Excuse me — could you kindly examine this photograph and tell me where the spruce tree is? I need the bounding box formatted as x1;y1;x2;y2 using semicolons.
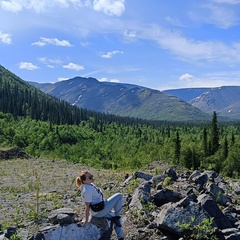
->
174;130;181;164
203;127;208;156
210;111;219;155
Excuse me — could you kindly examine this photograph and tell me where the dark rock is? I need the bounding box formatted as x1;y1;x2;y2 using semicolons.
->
190;173;208;191
156;200;211;237
206;183;230;206
0;147;28;160
4;226;17;239
57;213;74;225
48;208;75;225
90;217;112;240
134;171;152;181
153;188;184;207
203;170;218;181
129;181;151;209
198;194;233;229
165;168;178;181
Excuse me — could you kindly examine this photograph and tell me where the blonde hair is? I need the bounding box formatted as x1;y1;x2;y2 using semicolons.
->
76;170;89;188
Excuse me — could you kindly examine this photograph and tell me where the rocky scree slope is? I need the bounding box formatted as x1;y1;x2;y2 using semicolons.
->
0;159;240;240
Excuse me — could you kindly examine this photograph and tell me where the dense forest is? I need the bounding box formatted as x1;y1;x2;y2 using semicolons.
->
0;65;240;177
0;111;240;177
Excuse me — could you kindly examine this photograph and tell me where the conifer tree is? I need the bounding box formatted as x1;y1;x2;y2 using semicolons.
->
203;127;208;156
210;111;219;155
223;136;228;159
174;130;181;164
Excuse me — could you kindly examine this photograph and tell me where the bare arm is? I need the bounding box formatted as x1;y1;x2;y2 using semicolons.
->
82;202;91;225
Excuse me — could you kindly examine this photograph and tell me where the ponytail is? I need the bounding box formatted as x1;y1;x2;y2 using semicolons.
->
76;177;82;188
76;170;88;188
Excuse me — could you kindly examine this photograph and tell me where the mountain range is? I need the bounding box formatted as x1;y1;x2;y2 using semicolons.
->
29;76;240;121
2;62;239;122
29;77;211;122
164;86;240;120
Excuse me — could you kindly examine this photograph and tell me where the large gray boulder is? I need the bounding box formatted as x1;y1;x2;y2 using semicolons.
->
198;194;232;229
134;171;152;181
152;188;184;207
156;197;211;237
30;223;100;240
129;181;151;210
190;172;208;191
165;168;178;181
206;183;230;206
30;208;110;240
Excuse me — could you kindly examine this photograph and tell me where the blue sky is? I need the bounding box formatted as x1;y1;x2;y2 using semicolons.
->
1;0;240;90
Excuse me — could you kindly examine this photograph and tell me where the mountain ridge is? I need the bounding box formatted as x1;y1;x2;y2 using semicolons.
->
29;77;211;122
162;86;240;120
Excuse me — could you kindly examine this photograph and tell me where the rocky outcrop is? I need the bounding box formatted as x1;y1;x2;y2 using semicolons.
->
30;223;100;240
28;208;112;240
127;167;240;239
0;147;28;160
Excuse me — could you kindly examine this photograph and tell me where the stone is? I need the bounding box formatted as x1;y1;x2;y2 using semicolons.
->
153;188;184;207
198;194;232;229
30;223;100;240
129;181;151;210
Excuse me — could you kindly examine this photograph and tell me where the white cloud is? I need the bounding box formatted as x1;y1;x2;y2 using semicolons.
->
101;50;123;58
201;3;239;29
32;37;72;47
137;24;240;64
0;0;22;12
0;0;83;13
47;65;55;68
123;30;136;39
179;73;196;82
39;57;63;67
19;62;39;70
0;0;125;16
63;62;84;71
174;71;240;89
93;0;125;16
0;30;12;44
165;16;186;27
123;30;138;43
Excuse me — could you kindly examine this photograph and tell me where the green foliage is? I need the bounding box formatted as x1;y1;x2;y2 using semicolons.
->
177;217;218;240
10;234;23;240
174;130;181;164
1;111;240;176
210;111;220;155
129;200;155;227
163;177;172;187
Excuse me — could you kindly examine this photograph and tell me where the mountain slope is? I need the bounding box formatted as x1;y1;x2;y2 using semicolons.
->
0;65;91;125
30;77;211;122
190;86;240;119
163;88;211;102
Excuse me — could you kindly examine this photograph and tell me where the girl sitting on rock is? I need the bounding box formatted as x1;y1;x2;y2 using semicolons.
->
76;170;124;240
